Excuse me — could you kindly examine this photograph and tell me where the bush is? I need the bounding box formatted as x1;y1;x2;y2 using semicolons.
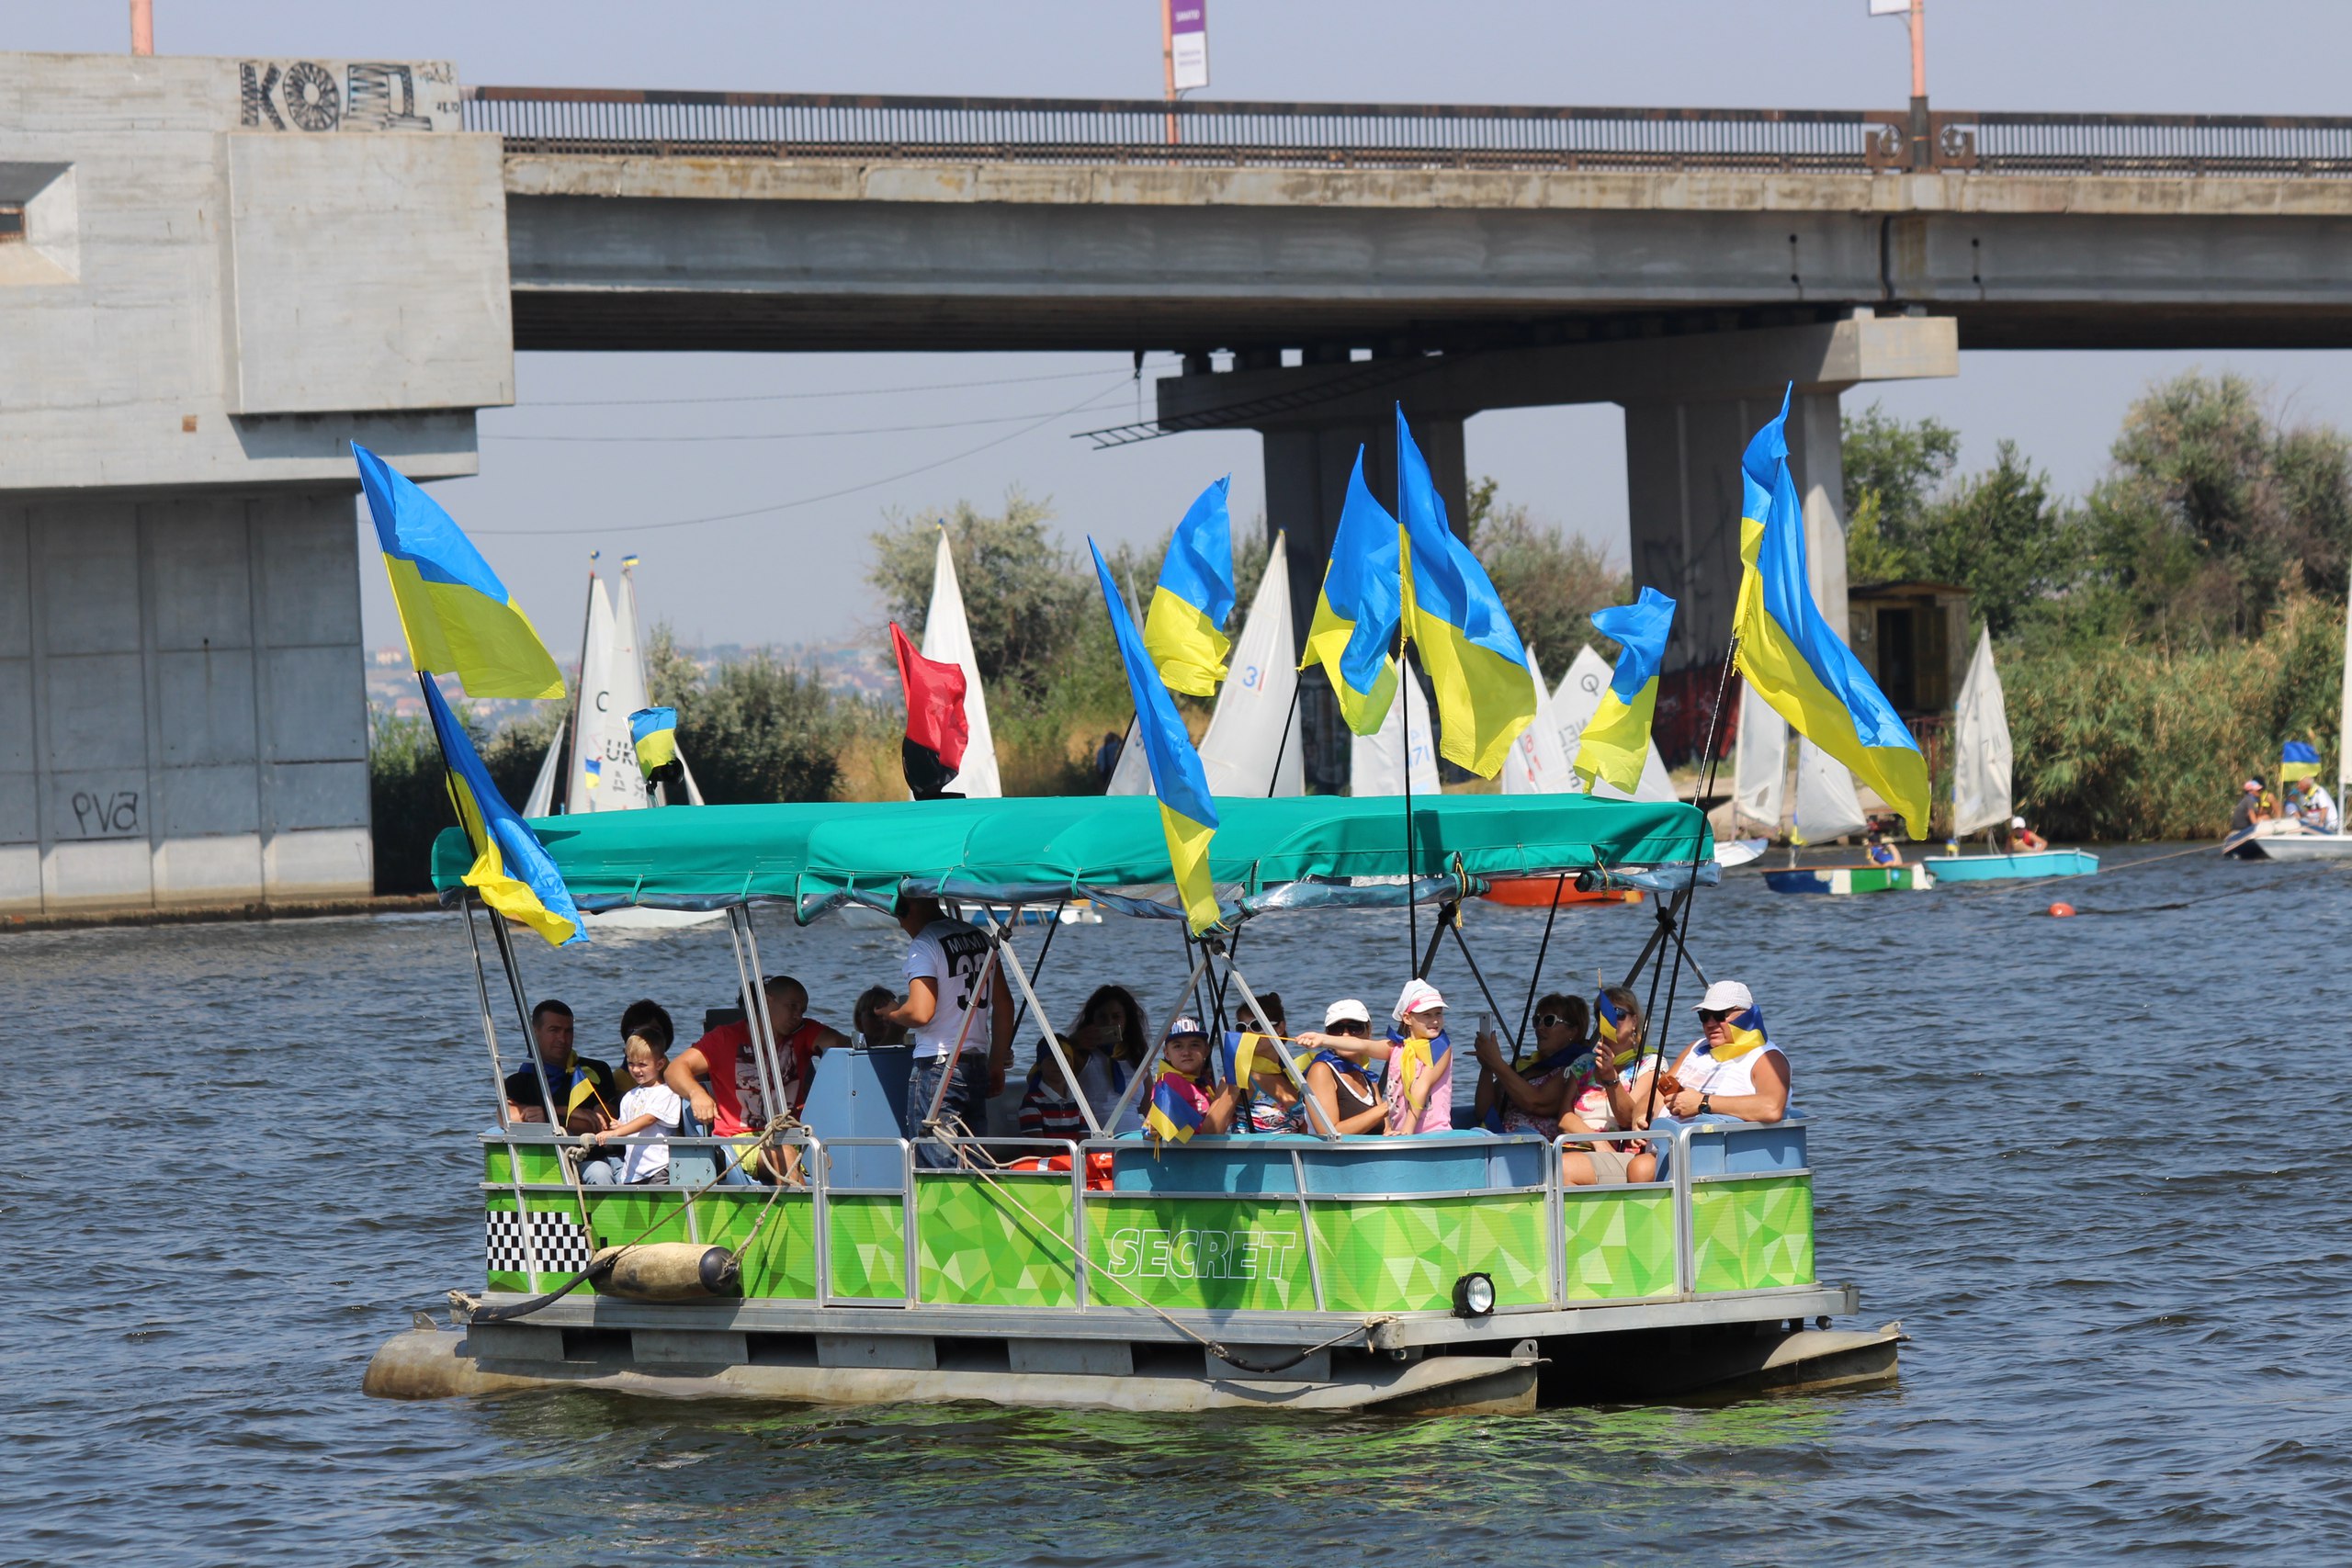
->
2007;586;2342;840
368;704;467;895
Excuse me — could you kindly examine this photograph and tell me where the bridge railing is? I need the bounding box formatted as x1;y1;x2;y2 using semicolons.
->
466;87;2352;177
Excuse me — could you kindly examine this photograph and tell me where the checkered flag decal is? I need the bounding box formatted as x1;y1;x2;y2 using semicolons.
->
487;1209;596;1280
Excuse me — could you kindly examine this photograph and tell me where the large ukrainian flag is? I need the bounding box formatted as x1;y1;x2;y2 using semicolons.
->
1735;390;1931;837
1396;407;1535;776
1299;449;1404;735
1142;476;1237;697
355;444;563;699
1575;587;1678;795
1090;539;1226;934
420;677;585;947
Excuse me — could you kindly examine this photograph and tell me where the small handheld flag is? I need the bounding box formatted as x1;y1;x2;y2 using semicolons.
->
1143;1066;1211;1145
1091;539;1226;933
1142;477;1237;697
1396;406;1535;776
2281;740;2322;784
1299;449;1404;736
1733;389;1931;837
890;622;969;800
419;677;584;947
1594;989;1637;1072
1575;588;1678;795
628;706;684;790
355;444;563;700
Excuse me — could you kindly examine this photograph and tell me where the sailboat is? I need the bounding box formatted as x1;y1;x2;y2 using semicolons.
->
1550;646;1678;805
1108;539;1304;799
2224;578;2352;859
1928;627;2098;881
1762;739;1935;895
1351;668;1440;797
1486;647;1642;907
526;555;722;930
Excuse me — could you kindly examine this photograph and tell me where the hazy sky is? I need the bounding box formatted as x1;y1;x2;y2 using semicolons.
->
19;2;2352;651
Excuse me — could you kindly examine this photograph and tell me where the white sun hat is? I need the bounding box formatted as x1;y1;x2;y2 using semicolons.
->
1692;979;1755;1014
1392;978;1446;1020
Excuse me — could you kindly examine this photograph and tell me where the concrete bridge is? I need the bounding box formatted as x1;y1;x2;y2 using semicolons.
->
6;53;2352;909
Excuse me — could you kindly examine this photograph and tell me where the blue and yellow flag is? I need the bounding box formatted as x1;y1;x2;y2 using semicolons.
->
1575;587;1679;795
1299;449;1405;735
1396;407;1535;777
1090;539;1225;933
2281;740;2323;783
1143;1066;1211;1145
354;444;563;699
420;677;585;948
1594;990;1636;1073
1143;477;1236;697
1733;390;1931;837
629;705;682;782
1711;1003;1771;1063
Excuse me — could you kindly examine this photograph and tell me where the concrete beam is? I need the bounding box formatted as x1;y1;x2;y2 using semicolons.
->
1152;315;1958;430
503;153;2352;353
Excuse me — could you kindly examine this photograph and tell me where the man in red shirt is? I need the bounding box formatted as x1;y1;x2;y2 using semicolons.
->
666;976;847;1182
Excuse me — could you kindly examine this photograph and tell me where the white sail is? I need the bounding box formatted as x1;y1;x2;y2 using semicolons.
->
615;562;704;807
1351;671;1440;797
1951;626;2014;837
1501;648;1573;795
567;578;650;813
522;717;565;819
1105;718;1150;795
1792;738;1868;844
1198;542;1303;798
1732;681;1789;834
1556;644;1676;804
1626;741;1678;805
2339;573;2352;806
921;529;1001;799
1551;645;1611;767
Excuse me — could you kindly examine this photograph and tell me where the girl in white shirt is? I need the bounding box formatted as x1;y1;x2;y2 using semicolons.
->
582;1035;684;1185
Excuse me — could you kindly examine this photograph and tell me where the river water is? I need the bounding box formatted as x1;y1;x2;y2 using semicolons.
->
7;846;2348;1565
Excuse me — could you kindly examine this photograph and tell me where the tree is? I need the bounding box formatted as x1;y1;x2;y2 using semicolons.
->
869;491;1091;694
1840;412;2076;638
1842;402;1962;579
1465;479;1629;665
635;625;850;804
2083;372;2352;643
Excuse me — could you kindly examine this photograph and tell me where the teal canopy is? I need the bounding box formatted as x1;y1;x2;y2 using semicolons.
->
431;793;1712;923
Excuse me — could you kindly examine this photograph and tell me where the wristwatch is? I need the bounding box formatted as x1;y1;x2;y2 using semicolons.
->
1699;1094;1713;1117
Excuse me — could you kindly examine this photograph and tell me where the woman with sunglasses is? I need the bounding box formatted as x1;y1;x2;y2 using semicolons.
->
1296;998;1390;1136
1648;979;1790;1126
1472;994;1590;1138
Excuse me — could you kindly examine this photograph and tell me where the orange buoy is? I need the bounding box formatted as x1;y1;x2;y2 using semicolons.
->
2049;901;2076;918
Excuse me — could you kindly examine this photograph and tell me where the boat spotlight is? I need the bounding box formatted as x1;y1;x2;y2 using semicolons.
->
1452;1271;1496;1317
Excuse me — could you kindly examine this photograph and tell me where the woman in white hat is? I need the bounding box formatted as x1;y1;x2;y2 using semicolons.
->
1641;979;1790;1126
1292;982;1469;1135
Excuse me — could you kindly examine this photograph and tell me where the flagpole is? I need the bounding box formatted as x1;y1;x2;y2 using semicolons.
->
1265;679;1302;798
1400;637;1419;977
1643;636;1739;1131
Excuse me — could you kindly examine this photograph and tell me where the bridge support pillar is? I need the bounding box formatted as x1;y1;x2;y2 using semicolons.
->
1623;387;1850;695
1261;412;1467;794
1;52;511;914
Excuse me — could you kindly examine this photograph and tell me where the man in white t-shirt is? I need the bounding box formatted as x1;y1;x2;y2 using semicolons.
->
879;895;1012;1165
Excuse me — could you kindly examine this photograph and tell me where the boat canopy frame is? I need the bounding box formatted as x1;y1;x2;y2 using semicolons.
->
429;792;1715;926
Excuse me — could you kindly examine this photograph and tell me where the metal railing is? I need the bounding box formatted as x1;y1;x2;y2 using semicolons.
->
466;86;2352;178
487;1119;1812;1314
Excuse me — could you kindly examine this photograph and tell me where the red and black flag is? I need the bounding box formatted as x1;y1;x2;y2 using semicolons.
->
891;622;969;800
